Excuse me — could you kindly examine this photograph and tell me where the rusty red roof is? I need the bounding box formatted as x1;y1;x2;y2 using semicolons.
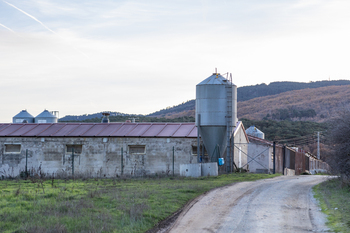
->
0;123;197;138
0;122;244;138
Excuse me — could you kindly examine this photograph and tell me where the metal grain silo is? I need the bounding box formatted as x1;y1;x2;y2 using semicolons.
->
195;72;237;167
13;110;35;123
35;110;58;123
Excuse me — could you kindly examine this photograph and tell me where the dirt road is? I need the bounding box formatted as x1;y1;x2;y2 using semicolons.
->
168;175;330;233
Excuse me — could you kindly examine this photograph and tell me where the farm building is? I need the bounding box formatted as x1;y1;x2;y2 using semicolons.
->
246;133;330;175
0;121;249;178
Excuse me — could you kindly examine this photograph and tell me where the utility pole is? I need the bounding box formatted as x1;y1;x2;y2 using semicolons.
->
317;132;320;159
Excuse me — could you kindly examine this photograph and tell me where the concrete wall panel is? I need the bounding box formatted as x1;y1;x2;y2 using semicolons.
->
0;137;198;177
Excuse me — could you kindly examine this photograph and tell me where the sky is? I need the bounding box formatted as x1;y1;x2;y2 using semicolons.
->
1;0;350;122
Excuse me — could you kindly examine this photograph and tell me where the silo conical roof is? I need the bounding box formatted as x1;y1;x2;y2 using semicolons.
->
14;110;34;118
35;110;56;118
197;74;236;86
35;110;58;123
13;110;35;123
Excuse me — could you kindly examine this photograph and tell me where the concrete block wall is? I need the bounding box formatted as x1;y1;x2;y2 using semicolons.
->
0;137;198;177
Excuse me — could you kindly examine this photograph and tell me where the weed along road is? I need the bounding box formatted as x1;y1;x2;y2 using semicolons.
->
167;176;330;233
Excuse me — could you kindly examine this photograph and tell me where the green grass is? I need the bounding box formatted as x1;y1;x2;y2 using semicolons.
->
313;178;350;232
0;173;280;233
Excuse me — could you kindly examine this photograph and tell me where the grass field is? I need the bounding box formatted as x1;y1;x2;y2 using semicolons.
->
313;177;350;232
0;173;280;233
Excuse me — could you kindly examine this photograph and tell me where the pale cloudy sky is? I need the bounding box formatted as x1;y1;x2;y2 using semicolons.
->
1;0;349;122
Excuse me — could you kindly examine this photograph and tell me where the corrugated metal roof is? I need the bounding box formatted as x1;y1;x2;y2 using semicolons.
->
0;124;24;136
157;124;181;137
8;124;37;136
81;124;109;137
141;124;166;137
110;124;137;136
23;124;51;136
126;124;152;137
96;123;122;136
0;122;244;138
66;124;95;137
37;124;65;136
0;123;196;138
0;124;10;131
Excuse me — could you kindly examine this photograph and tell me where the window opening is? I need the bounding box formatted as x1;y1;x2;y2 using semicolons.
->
129;145;146;154
66;145;82;154
5;144;21;153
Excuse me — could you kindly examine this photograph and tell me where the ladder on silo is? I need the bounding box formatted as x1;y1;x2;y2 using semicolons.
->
225;74;233;173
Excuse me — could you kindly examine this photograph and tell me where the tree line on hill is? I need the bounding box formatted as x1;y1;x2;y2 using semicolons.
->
148;80;350;118
240;118;327;141
237;80;350;101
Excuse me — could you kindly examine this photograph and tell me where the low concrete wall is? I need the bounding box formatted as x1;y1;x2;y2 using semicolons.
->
284;168;295;176
180;163;201;177
310;169;328;175
201;162;218;177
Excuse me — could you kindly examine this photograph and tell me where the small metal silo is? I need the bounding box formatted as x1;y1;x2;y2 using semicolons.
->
13;110;35;123
246;126;265;139
35;110;58;123
196;72;237;169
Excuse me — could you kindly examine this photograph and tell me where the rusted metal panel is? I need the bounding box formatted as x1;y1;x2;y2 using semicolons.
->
275;146;283;173
51;124;80;136
157;124;181;137
110;124;137;136
1;122;199;138
0;124;10;132
305;156;310;171
96;123;122;136
8;124;37;136
294;151;305;175
187;126;197;137
285;148;296;170
37;124;66;136
126;124;152;137
0;124;24;136
67;124;95;136
81;124;109;136
23;124;52;136
142;124;166;137
172;124;195;137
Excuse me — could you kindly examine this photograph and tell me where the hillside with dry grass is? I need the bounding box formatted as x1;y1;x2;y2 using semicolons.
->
237;85;350;122
148;85;350;122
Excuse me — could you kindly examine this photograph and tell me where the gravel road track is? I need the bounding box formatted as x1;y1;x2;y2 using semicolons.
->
168;175;330;233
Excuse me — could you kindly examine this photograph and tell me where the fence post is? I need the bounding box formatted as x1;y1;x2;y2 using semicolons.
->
25;149;28;178
172;146;175;177
72;148;74;176
282;146;286;175
273;141;276;174
121;147;124;176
